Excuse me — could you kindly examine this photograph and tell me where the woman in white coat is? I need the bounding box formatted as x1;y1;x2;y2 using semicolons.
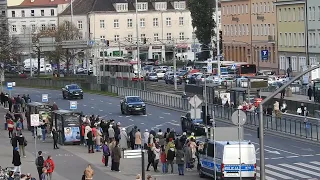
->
95;128;102;152
84;124;91;146
119;128;129;150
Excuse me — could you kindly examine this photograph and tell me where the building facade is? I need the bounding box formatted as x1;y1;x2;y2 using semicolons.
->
221;0;278;70
306;0;320;66
59;0;196;62
275;0;307;75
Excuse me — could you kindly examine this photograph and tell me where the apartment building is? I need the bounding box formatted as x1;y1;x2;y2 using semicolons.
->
59;0;196;62
275;0;307;74
221;0;278;70
306;0;320;66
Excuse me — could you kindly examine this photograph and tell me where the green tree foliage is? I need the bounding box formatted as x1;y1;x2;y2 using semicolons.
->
187;0;216;60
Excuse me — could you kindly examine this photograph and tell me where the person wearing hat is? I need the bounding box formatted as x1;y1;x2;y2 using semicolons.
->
108;124;115;142
143;129;149;149
12;147;21;175
114;122;121;142
119;128;128;150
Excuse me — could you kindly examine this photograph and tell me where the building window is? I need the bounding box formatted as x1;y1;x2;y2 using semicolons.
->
291;56;298;71
78;21;83;29
114;19;119;28
179;32;185;40
31;10;34;16
41;24;46;31
166;17;171;26
292;8;296;21
51;24;56;30
174;1;186;10
246;24;249;35
21;10;25;17
140;18;145;27
1;11;5;16
252;25;255;36
137;2;148;11
100;20;105;28
127;34;133;42
127;19;133;27
116;3;128;12
279;33;282;46
114;35;120;41
279;56;286;70
100;35;105;41
167;33;172;40
154;33;159;42
41;10;44;16
140;34;146;41
153;18;158;27
12;25;17;32
155;2;167;10
245;4;248;13
31;24;35;32
11;11;15;17
50;9;54;16
179;17;184;26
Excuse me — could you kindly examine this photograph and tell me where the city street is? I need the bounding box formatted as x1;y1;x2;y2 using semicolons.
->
3;86;320;179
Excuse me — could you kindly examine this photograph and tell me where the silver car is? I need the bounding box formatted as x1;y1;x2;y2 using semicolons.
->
147;73;158;82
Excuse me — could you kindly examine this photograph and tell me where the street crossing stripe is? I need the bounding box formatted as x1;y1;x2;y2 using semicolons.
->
266;164;311;179
257;167;291;179
310;161;320;166
278;164;320;177
255;172;277;180
294;163;320;171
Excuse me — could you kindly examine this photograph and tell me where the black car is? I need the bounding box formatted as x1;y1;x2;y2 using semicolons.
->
62;84;83;99
120;96;146;115
180;113;211;136
165;76;182;85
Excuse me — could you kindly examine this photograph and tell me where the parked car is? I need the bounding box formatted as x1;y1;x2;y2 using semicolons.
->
147;73;158;82
156;69;166;79
120;96;146;115
62;84;83;99
165;76;182;85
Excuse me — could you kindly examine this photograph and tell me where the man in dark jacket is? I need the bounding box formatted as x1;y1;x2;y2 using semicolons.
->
129;126;137;150
12;147;21;174
308;86;313;101
35;151;44;180
11;133;18;150
52;128;59;149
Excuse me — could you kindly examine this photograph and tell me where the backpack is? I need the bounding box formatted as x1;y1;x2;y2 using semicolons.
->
36;156;44;167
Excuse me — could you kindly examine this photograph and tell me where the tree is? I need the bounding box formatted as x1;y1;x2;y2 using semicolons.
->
0;19;22;63
187;0;216;60
34;21;81;76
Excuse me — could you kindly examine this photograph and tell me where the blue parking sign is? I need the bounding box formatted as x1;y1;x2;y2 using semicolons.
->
261;50;269;61
70;101;77;110
42;94;48;102
7;82;13;90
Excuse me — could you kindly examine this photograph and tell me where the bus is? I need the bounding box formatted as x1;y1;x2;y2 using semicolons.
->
99;57;143;81
227;63;257;77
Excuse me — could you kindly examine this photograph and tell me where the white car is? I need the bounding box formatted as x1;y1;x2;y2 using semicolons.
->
156;70;166;79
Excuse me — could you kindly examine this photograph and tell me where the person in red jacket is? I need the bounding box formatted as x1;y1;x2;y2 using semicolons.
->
44;155;55;180
7;118;14;138
81;123;86;145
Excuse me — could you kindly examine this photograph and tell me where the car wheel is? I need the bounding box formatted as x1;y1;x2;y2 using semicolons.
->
125;108;130;115
80;95;83;99
63;94;66;99
143;110;146;115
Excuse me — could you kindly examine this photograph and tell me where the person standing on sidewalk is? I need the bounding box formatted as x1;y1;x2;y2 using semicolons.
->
44;155;55;180
176;146;185;176
111;141;121;172
7;118;14;138
17;133;26;157
52;128;59;149
35;151;45;180
12;147;21;175
102;141;110;167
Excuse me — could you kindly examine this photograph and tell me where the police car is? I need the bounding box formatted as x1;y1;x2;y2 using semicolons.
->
198;140;257;179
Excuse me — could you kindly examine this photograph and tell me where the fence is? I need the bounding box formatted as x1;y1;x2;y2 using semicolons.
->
123;149;143;159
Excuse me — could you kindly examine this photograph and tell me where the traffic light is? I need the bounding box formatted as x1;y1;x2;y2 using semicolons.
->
143;38;147;44
89;59;93;65
106;40;110;47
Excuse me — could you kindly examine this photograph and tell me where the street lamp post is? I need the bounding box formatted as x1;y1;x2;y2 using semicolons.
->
135;0;141;81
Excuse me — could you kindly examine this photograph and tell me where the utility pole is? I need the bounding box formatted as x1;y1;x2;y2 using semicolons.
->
102;42;106;77
135;0;141;81
173;38;177;91
215;0;221;77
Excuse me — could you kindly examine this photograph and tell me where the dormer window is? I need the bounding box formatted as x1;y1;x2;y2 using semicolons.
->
137;2;148;11
155;2;167;11
116;3;128;12
174;1;186;10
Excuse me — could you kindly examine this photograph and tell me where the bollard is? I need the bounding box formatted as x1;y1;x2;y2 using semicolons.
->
257;127;260;139
141;149;145;180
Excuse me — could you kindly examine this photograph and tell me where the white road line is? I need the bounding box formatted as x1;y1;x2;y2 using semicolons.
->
159;117;164;119
295;162;320;171
301;155;314;157
99;110;103;111
271;157;284;160
171;120;177;122
119;116;123;118
91;107;94;108
129;119;134;121
286;156;299;158
83;104;87;106
266;164;311;179
126;116;130;118
252;142;300;156
279;164;320;177
109;103;113;105
256;172;277;180
257;167;291;179
142;115;147;117
148;114;152;115
163;112;171;115
141;123;144;125
310;161;320;166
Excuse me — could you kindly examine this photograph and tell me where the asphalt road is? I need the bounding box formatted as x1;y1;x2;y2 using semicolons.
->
6;86;320;180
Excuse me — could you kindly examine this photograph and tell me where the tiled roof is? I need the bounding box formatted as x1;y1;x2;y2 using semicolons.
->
60;0;96;15
19;0;71;7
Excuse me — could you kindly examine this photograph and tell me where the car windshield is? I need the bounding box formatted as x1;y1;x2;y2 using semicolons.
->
68;85;80;90
149;73;157;76
127;97;143;103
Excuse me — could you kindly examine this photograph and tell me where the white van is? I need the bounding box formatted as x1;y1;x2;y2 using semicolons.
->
199;140;256;179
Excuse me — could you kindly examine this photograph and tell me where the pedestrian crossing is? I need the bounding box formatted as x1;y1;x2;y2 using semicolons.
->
256;161;320;179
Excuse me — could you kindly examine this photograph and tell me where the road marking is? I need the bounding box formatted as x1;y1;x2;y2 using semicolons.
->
148;114;152;115
168;122;180;126
109;103;113;105
126;116;130;118
266;164;311;179
83;104;87;106
119;116;123;118
100;100;103;102
129;119;134;121
99;110;103;111
163;112;171;115
91;107;94;108
141;123;144;125
255;173;277;180
270;157;284;160
257;167;290;179
142;115;147;117
279;164;320;177
310;161;320;166
301;154;314;157
295;162;320;171
286;156;299;158
159;117;164;119
171;120;177;122
252;142;300;156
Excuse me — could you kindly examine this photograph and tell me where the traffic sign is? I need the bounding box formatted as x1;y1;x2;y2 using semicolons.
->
261;50;269;61
42;94;48;102
207;63;213;74
6;82;13;90
231;64;237;70
189;95;202;108
30;114;40;127
231;110;247;126
70;101;77;110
